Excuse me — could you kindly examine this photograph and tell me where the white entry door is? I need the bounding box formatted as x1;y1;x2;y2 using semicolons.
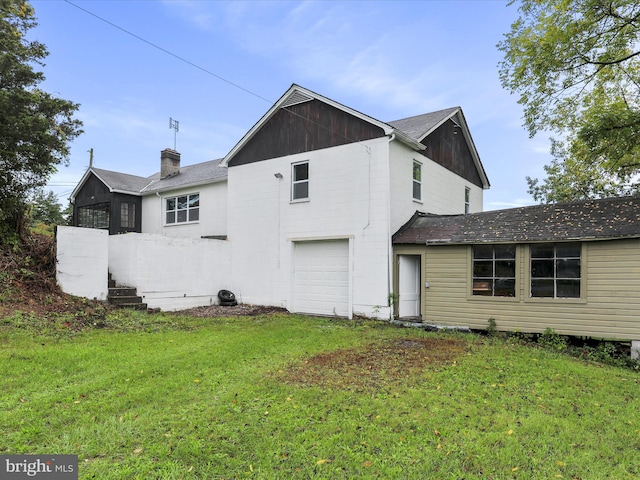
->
398;255;421;318
293;240;350;317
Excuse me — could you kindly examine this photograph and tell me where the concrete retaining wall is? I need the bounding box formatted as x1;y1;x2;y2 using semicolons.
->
108;233;231;311
56;226;109;301
56;227;232;311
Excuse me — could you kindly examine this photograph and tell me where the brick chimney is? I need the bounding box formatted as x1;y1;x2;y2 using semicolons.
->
160;148;180;179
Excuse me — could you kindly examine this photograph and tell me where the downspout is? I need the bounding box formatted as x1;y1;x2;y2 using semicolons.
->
386;133;396;320
156;192;162;234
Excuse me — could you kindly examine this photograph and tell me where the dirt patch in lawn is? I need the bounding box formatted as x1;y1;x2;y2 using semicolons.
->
178;304;289;317
280;337;467;391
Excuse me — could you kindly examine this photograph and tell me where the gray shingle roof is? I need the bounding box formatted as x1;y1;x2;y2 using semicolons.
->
91;168;152;195
387;107;460;141
87;159;227;196
141;159;227;194
393;196;640;245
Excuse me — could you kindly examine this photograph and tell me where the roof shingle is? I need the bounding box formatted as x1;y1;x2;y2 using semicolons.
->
86;159;227;196
393;196;640;245
387;107;460;141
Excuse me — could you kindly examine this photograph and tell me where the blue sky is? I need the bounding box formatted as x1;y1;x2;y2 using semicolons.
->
31;0;551;211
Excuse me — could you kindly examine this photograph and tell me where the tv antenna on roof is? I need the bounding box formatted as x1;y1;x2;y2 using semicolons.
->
169;117;179;150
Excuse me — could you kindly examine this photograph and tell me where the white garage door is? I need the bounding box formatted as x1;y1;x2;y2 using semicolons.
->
293;240;350;317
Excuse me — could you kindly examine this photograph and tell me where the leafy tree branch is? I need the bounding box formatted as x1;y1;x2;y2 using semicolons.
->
0;0;82;242
499;0;640;202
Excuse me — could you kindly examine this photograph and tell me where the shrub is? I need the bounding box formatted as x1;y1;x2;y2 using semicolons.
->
538;327;567;351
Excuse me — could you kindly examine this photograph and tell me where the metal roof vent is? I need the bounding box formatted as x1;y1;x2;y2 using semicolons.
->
281;90;313;109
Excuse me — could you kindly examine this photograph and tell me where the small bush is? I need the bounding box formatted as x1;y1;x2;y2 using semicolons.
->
486;317;497;336
538;327;567;351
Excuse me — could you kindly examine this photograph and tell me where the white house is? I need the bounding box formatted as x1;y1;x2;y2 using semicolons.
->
65;84;489;319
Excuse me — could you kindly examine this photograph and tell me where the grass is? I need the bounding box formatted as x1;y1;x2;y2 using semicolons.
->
1;311;640;479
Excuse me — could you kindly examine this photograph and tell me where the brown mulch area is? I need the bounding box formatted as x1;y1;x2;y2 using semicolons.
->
279;337;468;391
178;304;290;317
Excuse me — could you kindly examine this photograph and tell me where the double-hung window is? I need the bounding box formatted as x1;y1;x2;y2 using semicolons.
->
472;244;516;297
530;243;581;298
413;160;422;201
292;161;309;201
464;187;471;214
165;193;199;224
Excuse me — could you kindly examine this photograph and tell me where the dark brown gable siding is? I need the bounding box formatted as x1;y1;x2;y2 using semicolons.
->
73;173;142;235
420;119;483;188
74;173;111;207
228;99;386;166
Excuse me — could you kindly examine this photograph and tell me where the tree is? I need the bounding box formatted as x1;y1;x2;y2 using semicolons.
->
29;189;64;227
0;0;82;242
498;0;640;203
526;139;639;203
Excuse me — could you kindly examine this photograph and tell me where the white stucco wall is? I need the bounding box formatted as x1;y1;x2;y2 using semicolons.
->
226;137;394;318
141;181;227;238
389;141;484;233
56;226;109;300
108;233;231;311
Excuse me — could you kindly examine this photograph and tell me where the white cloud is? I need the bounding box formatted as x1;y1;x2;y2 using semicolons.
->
161;0;217;30
210;1;520;124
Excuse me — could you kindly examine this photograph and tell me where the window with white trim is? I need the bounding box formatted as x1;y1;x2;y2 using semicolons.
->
413;160;422;201
465;187;471;214
530;243;581;298
292;161;309;201
165;193;200;224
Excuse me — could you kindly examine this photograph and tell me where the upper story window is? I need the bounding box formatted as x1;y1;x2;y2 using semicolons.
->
472;244;516;297
292;161;309;201
165;193;199;224
464;187;471;214
413;160;422;201
530;243;581;298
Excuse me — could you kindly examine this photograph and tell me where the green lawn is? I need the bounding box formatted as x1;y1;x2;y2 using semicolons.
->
1;311;639;479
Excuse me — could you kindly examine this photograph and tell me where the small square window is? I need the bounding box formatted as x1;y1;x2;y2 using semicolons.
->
530;243;581;298
472;245;516;297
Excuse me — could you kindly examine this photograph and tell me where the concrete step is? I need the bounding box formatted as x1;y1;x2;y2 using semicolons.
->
108;287;137;297
108;295;144;306
107;272;148;311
